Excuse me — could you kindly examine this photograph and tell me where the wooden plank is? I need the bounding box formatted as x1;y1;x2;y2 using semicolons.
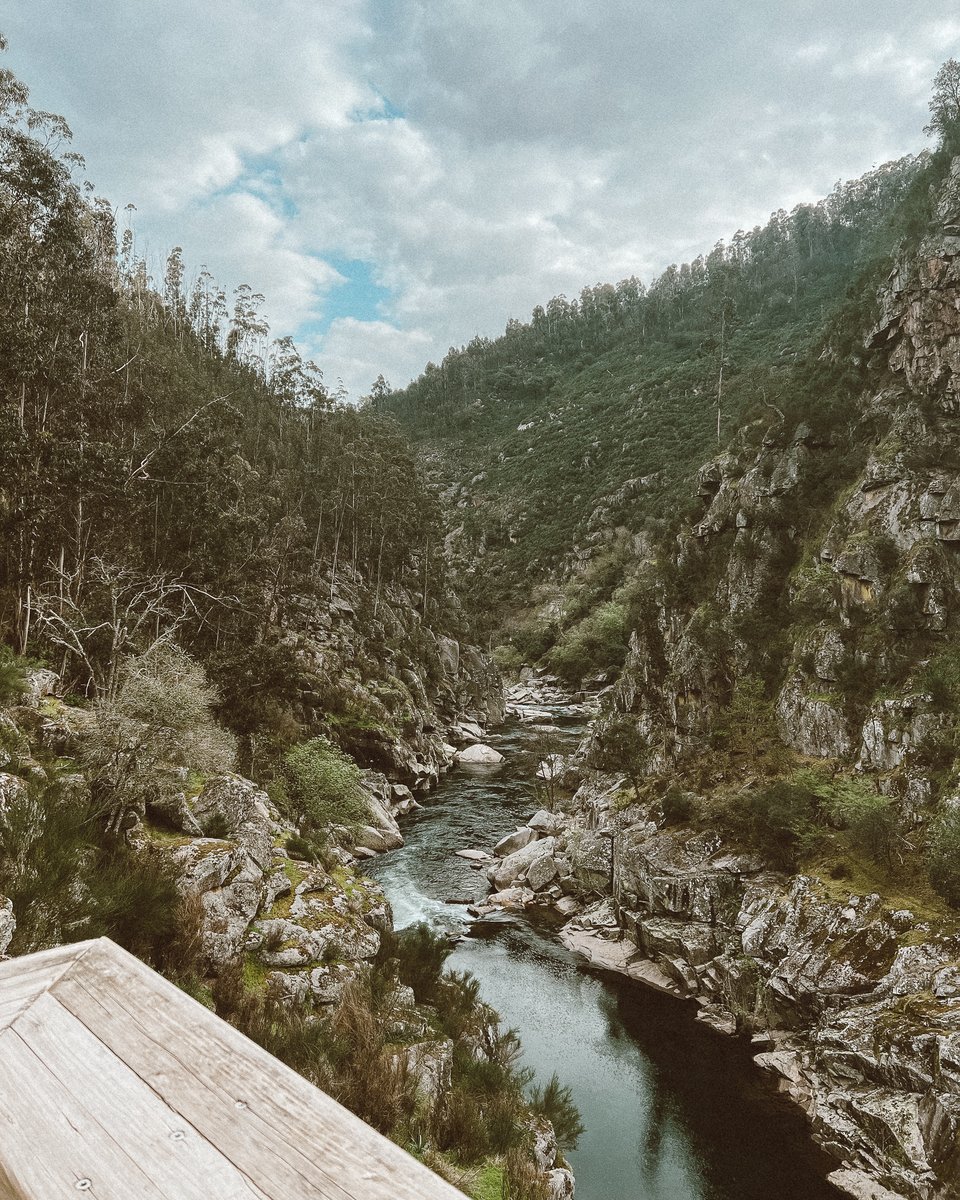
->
51;940;465;1200
0;941;89;985
11;991;266;1200
0;1024;170;1200
0;943;93;1031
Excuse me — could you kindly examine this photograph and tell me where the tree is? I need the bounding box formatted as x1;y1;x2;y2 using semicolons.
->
925;59;960;149
80;643;236;832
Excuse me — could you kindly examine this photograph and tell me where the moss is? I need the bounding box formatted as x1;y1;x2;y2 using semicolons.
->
243;956;270;993
470;1163;505;1200
184;769;206;799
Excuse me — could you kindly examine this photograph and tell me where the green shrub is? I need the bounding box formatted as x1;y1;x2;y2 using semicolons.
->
529;1073;584;1153
815;774;896;865
282;736;369;833
927;807;960;907
744;779;821;869
922;648;960;713
0;645;28;706
546;601;627;683
661;785;695;825
378;921;453;1004
0;779;183;961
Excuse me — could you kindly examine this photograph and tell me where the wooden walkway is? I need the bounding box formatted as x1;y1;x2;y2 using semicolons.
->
0;938;466;1199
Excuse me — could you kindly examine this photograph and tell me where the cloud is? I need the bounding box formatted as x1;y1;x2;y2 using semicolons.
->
3;0;960;397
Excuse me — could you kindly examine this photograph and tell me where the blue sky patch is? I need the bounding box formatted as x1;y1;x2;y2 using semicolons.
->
307;258;391;335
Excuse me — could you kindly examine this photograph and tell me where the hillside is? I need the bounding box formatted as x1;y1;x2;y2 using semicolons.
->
374;151;929;671
395;70;960;1199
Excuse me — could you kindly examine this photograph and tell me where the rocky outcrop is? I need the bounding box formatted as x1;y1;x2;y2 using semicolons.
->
521;777;960;1200
284;567;504;792
0;897;14;957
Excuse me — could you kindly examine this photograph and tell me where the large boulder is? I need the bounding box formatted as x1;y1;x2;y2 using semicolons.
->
488;837;556;891
456;743;504;765
191;776;275;870
494;826;537;856
171;839;266;968
526;853;559;892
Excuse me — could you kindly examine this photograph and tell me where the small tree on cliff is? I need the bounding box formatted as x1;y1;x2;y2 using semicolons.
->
591;714;650;797
81;643;236;833
926;59;960;151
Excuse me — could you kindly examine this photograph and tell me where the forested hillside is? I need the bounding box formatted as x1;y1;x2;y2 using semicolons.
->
0;42;491;778
0;45;582;1199
375;148;931;672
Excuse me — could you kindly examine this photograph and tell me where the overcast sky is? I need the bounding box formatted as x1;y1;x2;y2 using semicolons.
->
3;3;959;397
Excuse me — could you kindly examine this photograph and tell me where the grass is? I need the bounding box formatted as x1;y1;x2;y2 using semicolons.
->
471;1163;505;1200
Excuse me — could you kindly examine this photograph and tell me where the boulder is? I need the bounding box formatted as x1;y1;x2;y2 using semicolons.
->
488;837;556;891
172;840;266;968
526;853;559;892
191;776;274;869
529;809;561;835
493;827;537;857
456;743;504;765
455;849;493;862
488;886;535;908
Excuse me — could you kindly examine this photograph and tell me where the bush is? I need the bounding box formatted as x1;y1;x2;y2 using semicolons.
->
378;921;453;1004
744;779;820;869
0;779;183;961
282;736;369;834
546;601;627;683
81;643;236;830
927;807;960;907
661;785;695;825
0;645;28;706
529;1073;584;1153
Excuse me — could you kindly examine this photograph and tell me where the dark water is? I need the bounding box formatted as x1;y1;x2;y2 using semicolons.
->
368;716;841;1200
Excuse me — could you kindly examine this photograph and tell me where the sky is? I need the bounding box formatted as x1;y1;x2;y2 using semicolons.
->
2;2;959;399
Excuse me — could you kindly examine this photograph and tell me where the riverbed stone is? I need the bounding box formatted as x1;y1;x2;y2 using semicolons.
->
456;743;505;764
488;885;535;908
526;853;559;892
494;826;537;856
488;836;556;890
529;808;561;834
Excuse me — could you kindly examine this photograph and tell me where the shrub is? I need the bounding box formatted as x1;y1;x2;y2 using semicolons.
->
927;807;960;907
282;736;369;833
744;778;821;869
378;921;453;1004
81;643;236;830
0;645;28;706
529;1073;584;1153
661;785;695;825
0;779;183;961
546;601;627;683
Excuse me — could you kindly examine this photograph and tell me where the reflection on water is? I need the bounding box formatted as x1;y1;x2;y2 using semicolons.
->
368;716;841;1200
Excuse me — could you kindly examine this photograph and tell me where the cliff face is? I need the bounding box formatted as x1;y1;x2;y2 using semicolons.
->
283;564;503;791
606;155;960;790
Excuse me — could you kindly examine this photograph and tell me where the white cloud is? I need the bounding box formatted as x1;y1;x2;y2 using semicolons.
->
3;0;960;397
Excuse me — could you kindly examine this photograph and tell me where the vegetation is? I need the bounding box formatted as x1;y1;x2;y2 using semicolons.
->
277;736;370;836
209;921;578;1199
80;643;236;831
375;149;928;666
0;46;455;782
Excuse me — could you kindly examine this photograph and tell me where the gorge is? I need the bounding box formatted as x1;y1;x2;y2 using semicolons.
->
5;37;960;1200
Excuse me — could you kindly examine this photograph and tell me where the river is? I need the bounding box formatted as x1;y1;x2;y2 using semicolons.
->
367;712;842;1200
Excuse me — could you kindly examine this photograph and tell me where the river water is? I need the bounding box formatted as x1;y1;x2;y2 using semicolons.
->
367;713;841;1200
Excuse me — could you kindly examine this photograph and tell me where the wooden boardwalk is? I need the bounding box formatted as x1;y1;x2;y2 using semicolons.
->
0;938;466;1199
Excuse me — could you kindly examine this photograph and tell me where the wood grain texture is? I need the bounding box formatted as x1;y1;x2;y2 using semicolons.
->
0;939;466;1200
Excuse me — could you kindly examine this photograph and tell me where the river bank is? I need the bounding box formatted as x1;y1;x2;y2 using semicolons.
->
462;678;960;1200
366;691;846;1200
